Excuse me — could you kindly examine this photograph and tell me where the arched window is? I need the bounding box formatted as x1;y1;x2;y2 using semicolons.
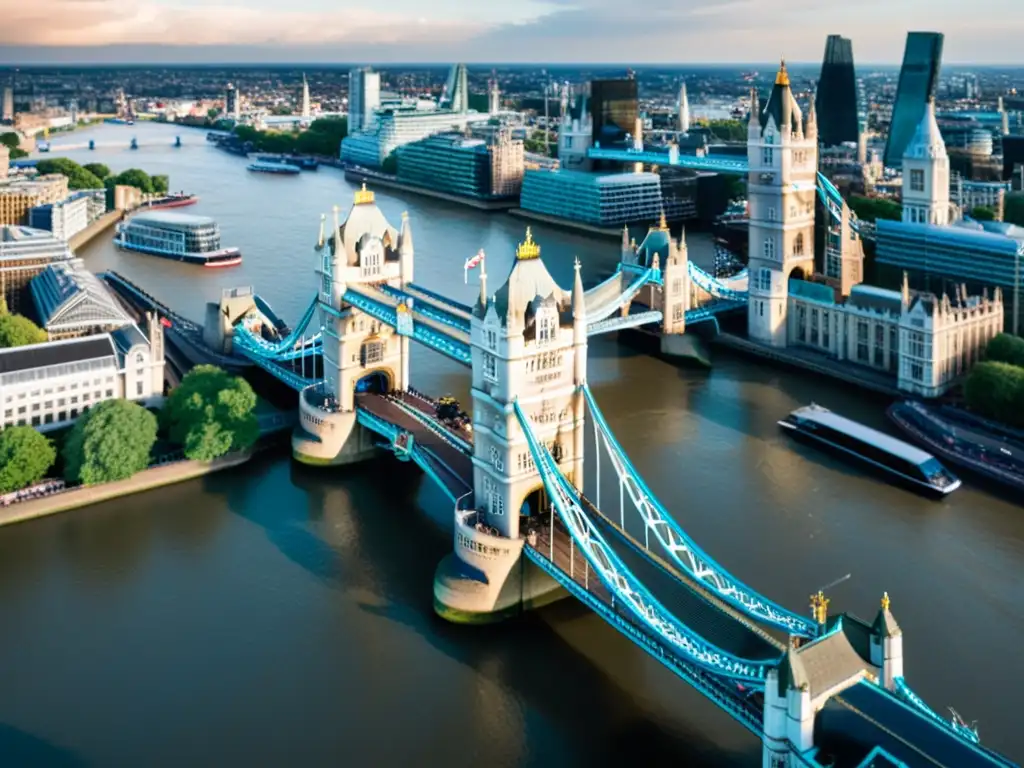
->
135;352;145;364
536;309;556;346
794;233;805;256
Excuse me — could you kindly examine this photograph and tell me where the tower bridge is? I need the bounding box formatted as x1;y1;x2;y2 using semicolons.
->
100;79;1015;762
194;176;1010;765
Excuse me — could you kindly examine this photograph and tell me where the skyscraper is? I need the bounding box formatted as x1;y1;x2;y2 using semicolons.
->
440;64;469;114
301;74;310;120
348;67;381;135
589;77;638;146
677;81;690;134
815;35;859;148
225;84;239;120
2;86;13;124
884;32;944;168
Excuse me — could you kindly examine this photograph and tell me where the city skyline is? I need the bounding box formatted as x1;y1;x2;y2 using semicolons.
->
1;0;1022;65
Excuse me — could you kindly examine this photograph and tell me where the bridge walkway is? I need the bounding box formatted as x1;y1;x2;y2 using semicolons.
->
355;393;472;499
406;283;473;318
347;284;471;345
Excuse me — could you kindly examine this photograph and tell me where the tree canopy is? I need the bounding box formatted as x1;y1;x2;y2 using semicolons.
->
964;361;1024;428
1005;193;1024;228
232;116;348;158
162;365;259;461
984;333;1024;368
35;158;104;190
970;206;996;222
63;399;158;485
0;427;56;494
83;162;111;180
849;195;903;223
0;132;19;151
702;119;747;142
0;313;47;348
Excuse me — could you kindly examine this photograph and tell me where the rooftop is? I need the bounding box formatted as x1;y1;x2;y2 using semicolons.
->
0;335;117;375
31;259;132;331
0;225;74;261
128;211;216;229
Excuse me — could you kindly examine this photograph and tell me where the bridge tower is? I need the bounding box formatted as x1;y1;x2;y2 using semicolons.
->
746;61;818;347
292;184;414;465
434;228;587;622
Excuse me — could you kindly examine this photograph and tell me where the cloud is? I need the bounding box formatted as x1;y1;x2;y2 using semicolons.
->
0;0;486;47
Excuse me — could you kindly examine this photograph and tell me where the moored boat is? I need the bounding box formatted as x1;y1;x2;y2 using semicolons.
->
779;403;960;496
247;160;301;174
114;212;241;267
141;193;199;210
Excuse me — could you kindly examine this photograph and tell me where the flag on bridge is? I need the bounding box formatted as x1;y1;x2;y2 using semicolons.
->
464;249;485;283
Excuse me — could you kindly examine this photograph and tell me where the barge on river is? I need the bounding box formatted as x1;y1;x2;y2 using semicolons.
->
114;212;241;267
779;403;961;497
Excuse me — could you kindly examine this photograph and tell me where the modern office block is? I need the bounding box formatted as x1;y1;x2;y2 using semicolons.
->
884;32;944;167
348;67;381;135
396;132;523;199
589;78;639;147
519;169;663;227
816;35;860;147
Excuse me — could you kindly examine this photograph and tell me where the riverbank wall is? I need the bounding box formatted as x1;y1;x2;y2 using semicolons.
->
344;170;516;211
0;451;252;528
69;209;123;252
712;332;902;398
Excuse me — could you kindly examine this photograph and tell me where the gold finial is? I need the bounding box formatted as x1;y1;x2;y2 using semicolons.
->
397;301;409;314
354;182;375;205
516;227;540;260
810;590;829;625
401;210;409;219
658;209;668;231
776;58;790;87
881;592;891;612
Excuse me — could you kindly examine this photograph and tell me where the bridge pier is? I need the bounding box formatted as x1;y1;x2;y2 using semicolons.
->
293;398;378;466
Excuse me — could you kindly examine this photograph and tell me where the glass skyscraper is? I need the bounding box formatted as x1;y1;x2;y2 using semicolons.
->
589;78;638;146
815;35;859;148
884;32;944;167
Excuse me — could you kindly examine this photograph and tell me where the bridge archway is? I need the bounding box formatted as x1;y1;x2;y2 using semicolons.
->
788;265;808;282
520;486;548;518
354;368;392;395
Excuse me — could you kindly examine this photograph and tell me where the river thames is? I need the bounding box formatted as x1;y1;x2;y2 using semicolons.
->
0;122;1020;766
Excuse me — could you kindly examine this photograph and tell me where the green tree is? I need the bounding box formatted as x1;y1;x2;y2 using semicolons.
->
849;195;903;223
295;117;348;156
151;174;169;194
1005;193;1024;228
83;162;111;180
0;427;56;494
162;365;259;461
63;400;158;485
207;107;221;120
703;119;747;142
970;206;996;221
34;158;103;190
8;147;27;160
964;361;1024;427
0;132;19;151
0;313;47;348
984;333;1024;367
109;168;155;194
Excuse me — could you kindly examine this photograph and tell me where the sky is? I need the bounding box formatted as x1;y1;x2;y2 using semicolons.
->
0;0;1021;65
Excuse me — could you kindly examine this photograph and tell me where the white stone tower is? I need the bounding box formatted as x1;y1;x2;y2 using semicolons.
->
869;592;904;690
557;85;593;171
677;81;691;134
469;228;587;539
301;73;311;120
746;61;818;347
901;98;950;226
293;184;413;465
488;74;501;116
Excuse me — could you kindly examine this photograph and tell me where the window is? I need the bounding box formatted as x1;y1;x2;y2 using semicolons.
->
763;236;775;261
910;169;924;193
810;309;819;345
910;361;924;381
137;381;144;396
489;446;504;472
483;353;498;383
105;390;113;398
874;325;885;367
767;207;776;221
822;311;830;348
671;278;683;296
361;340;384;365
486;330;497;350
856;321;869;363
759;301;765;317
489;492;504;517
794;233;805;256
537;311;556;346
796;304;807;342
135;353;145;364
322;274;332;297
756;268;772;292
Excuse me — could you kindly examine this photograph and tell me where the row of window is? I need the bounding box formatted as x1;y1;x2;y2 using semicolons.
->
3;376;116;403
457;531;510;558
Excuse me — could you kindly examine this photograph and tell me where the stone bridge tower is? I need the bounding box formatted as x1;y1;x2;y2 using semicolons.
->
434;228;587;623
293;184;414;465
747;61;818;347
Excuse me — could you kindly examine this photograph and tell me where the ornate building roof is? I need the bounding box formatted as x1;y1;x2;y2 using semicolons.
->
903;98;947;160
327;184;403;266
30;259;131;335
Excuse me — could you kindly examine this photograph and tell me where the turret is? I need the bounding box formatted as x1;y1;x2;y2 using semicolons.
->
805;91;818;141
677;81;690;134
398;210;414;286
777;60;792;132
870;592;903;690
747;88;761;141
478;256;488;311
620;225;632;266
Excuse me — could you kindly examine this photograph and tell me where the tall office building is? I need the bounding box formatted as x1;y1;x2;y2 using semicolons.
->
815;35;859;148
589;77;638;146
225;84;239;120
884;32;944;168
677;81;690;133
1;86;12;123
440;63;469;114
348;67;381;135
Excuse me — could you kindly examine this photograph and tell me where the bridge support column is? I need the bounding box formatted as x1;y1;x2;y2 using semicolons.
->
292;395;378;466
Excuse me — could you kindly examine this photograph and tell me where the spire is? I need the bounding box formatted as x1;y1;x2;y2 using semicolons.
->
872;591;901;637
658;209;668;231
316;213;325;250
399;210;413;255
775;58;790;87
678;80;690;133
331;204;341;254
747;87;761;137
572;256;585;321
810;590;829;626
901;271;910;309
479;258;488;310
806;90;818;139
904;97;947;160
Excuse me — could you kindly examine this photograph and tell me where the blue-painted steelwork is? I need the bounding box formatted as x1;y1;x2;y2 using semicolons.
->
587;310;663;336
581;383;820;638
377;284;472;334
234;295;319;355
586;267;658;324
514;399;778;683
237;342;320;389
406;283;473;315
893;677;981;744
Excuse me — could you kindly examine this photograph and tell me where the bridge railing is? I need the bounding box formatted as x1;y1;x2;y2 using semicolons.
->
515;399;776;683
